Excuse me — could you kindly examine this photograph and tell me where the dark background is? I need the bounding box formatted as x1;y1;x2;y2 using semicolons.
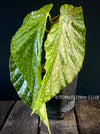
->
0;0;100;100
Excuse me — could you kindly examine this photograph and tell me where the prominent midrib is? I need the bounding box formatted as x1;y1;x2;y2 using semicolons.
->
38;19;63;102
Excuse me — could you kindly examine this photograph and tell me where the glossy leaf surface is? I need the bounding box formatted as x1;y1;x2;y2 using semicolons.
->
11;4;53;94
9;3;86;134
9;56;51;134
33;4;86;111
10;4;53;134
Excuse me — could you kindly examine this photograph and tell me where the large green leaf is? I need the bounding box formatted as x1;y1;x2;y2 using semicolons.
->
33;4;86;112
11;4;53;94
10;4;53;134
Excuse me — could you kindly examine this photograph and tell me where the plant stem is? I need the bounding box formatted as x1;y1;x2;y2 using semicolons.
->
45;29;50;33
51;15;59;21
48;14;59;26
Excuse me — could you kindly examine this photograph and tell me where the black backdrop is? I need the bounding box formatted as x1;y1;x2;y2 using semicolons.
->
0;0;100;100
